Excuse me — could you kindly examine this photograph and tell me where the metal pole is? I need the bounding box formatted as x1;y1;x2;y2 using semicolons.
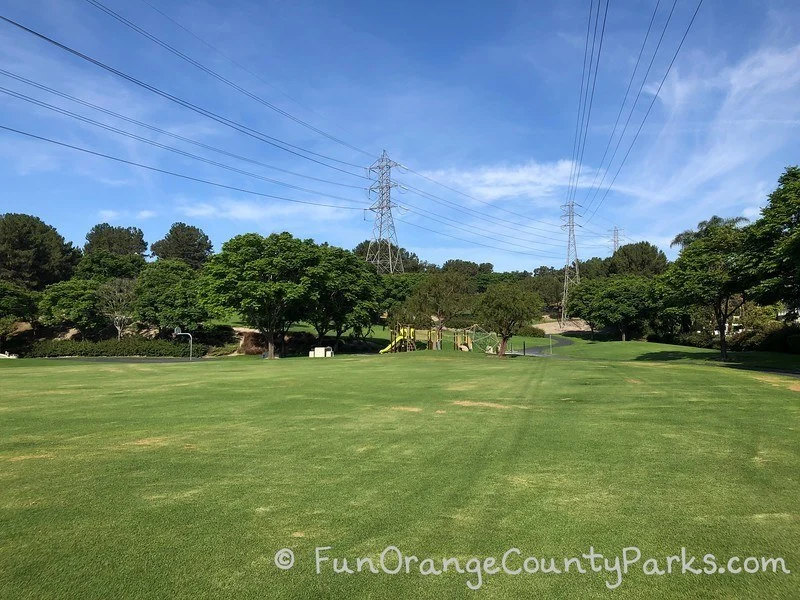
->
523;341;526;355
549;335;553;355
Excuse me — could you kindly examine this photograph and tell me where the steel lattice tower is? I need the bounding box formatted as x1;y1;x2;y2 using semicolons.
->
560;200;580;326
612;226;620;253
366;150;404;274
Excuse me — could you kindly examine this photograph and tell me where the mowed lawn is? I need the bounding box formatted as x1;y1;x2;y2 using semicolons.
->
1;345;798;599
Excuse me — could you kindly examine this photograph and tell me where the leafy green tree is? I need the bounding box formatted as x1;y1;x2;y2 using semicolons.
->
38;280;104;338
204;233;318;358
306;245;380;346
353;240;436;273
670;215;748;249
476;282;543;356
0;213;80;290
84;223;147;256
661;225;747;359
569;276;654;341
743;166;800;312
150;222;213;268
608;242;668;276
135;260;208;332
580;256;610;280
523;272;562;310
376;272;428;318
0;280;38;350
405;271;471;349
97;278;137;341
74;250;146;280
442;259;480;277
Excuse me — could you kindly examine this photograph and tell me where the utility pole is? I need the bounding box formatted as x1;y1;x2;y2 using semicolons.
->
611;226;621;253
560;200;580;327
366;150;403;274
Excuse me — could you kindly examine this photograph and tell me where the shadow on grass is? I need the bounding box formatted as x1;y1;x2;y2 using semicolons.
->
633;350;800;376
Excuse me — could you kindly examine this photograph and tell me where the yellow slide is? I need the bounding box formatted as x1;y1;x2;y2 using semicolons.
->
379;335;406;354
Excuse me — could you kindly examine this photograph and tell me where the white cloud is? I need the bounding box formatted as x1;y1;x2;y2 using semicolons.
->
136;210;157;220
98;209;120;221
420;160;603;205
177;197;353;224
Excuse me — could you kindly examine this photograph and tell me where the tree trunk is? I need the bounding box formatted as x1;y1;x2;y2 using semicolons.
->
116;325;122;341
718;315;728;361
266;331;275;359
621;329;627;342
499;337;508;356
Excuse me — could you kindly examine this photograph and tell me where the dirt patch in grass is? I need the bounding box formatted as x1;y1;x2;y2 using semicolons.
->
127;437;169;447
435;410;447;414
452;400;529;410
447;382;478;392
391;406;422;413
754;375;800;393
8;453;54;462
626;378;643;384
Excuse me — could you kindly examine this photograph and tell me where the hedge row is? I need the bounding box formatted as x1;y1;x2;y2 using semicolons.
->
517;325;546;338
650;324;800;354
24;338;208;358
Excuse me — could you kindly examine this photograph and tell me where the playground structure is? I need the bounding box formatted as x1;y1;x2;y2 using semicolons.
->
380;325;500;354
380;326;417;353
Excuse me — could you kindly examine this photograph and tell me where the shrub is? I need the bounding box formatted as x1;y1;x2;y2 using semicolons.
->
788;334;800;354
23;337;208;358
729;323;800;353
206;342;241;357
517;325;546;337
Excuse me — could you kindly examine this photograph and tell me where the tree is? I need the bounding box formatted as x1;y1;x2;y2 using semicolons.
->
0;213;80;290
150;222;213;268
97;278;137;341
84;223;147;256
579;257;610;280
135;260;208;332
405;271;471;349
442;259;480;277
204;233;318;359
306;245;380;347
743;166;800;312
608;242;668;276
0;281;38;350
523;271;562;309
74;250;146;280
476;283;543;356
661;225;747;359
670;215;749;249
38;280;104;339
353;240;435;273
569;276;654;341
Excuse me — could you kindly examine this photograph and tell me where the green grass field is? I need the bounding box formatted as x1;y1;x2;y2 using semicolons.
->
1;343;798;598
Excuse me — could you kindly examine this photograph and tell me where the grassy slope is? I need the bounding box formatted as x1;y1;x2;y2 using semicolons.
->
1;348;798;599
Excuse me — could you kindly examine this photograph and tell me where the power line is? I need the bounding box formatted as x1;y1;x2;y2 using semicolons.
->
83;0;374;158
396;218;563;258
569;0;610;207
0;68;365;190
136;0;324;122
578;0;662;208
585;0;704;223
564;0;597;212
0;86;368;205
0;15;370;180
397;166;569;230
0;124;366;211
581;0;680;216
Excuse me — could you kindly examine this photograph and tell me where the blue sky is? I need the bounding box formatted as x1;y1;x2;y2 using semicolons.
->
1;0;799;271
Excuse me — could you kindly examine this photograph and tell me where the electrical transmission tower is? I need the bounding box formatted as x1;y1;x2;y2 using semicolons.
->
366;150;404;274
611;226;621;253
560;200;580;327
